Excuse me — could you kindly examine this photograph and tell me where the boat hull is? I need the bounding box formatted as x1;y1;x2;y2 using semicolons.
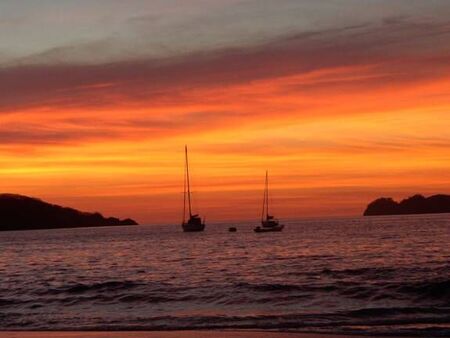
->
254;224;284;233
182;223;205;232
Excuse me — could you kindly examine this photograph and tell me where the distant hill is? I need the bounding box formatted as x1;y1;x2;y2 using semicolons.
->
0;194;138;231
364;194;450;216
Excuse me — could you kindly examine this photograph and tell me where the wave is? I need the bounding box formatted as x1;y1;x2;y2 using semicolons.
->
4;276;448;312
234;281;338;293
233;277;450;304
3;310;450;336
396;279;450;301
35;280;143;295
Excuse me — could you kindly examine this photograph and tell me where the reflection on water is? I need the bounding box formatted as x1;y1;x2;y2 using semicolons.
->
1;214;449;335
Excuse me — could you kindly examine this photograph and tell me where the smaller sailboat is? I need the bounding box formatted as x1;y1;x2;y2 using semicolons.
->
182;146;205;232
254;171;284;233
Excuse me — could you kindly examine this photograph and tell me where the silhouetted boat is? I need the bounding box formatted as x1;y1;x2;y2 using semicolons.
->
182;146;205;232
254;171;284;233
228;227;237;232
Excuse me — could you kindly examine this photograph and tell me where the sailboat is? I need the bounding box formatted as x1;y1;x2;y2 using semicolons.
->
254;171;284;233
182;146;205;232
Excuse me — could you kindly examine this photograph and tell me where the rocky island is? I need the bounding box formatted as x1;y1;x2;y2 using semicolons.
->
0;194;138;231
364;194;450;216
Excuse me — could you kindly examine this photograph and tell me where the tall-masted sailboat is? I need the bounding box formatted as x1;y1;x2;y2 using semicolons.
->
254;171;284;233
182;146;205;232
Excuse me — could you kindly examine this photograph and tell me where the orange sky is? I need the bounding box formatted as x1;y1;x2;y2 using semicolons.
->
1;2;450;224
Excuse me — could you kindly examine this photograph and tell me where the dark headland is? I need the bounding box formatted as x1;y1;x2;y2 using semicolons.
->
0;194;138;231
364;194;450;216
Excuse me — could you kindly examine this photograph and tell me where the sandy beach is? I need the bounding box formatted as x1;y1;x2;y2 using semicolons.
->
0;331;409;338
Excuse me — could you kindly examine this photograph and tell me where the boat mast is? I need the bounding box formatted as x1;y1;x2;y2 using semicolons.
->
185;145;193;217
261;170;269;222
183;159;186;223
265;170;269;219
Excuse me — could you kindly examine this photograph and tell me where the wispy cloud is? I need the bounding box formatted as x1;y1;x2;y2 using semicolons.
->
1;17;449;113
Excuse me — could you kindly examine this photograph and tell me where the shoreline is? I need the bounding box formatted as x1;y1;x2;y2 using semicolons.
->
0;330;413;338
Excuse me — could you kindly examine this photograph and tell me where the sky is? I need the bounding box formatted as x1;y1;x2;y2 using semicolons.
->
1;0;450;224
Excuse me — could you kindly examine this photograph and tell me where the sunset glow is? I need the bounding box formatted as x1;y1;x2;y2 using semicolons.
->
1;1;449;223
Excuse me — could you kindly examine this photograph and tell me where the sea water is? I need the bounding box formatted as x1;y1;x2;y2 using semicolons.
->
1;214;449;335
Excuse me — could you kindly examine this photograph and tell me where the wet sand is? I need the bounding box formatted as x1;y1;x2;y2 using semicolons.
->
0;331;407;338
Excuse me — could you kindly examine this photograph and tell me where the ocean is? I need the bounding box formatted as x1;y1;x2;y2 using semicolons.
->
1;214;449;336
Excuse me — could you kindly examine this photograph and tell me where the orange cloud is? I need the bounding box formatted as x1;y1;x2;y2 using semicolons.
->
1;18;450;223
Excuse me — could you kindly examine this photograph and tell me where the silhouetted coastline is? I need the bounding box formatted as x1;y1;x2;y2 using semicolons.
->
0;194;138;231
364;194;450;216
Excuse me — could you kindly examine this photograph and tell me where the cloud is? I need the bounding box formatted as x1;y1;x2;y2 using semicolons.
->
1;17;449;112
0;122;117;145
0;16;449;151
